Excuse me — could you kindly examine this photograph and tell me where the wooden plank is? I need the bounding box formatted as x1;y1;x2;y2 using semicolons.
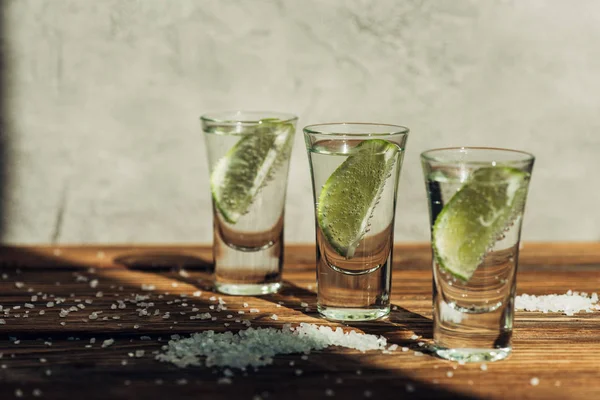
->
0;244;599;400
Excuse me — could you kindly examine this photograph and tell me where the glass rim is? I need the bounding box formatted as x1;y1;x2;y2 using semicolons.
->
303;122;409;137
420;146;535;163
200;111;298;125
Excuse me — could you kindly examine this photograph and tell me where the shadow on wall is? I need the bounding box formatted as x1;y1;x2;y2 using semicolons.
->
0;5;7;243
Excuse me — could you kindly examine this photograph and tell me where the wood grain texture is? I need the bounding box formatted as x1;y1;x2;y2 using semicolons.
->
0;243;599;400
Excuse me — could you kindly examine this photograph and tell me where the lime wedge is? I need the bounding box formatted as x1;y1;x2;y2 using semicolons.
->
317;139;399;259
432;167;530;281
210;121;294;224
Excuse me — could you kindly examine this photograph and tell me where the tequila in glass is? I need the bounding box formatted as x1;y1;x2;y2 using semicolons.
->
421;147;534;362
202;111;297;295
305;123;409;321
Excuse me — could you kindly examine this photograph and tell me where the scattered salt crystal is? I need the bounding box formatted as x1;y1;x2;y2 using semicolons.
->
243;302;249;308
141;284;155;291
101;339;114;348
15;389;23;397
31;295;38;302
414;351;423;356
178;269;190;278
89;312;99;320
410;334;419;340
32;389;42;397
250;308;260;313
46;302;55;308
388;344;398;351
446;371;454;378
516;291;599;315
300;302;308;308
401;347;408;352
15;282;24;289
90;279;99;289
209;296;216;301
270;314;279;321
530;377;540;386
480;363;488;371
135;350;145;358
193;291;202;297
217;377;232;385
0;319;5;325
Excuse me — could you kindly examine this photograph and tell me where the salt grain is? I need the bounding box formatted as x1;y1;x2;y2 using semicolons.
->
102;339;114;348
530;377;540;386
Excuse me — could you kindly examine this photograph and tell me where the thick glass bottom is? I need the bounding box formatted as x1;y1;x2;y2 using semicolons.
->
318;305;390;322
434;346;511;363
215;281;281;296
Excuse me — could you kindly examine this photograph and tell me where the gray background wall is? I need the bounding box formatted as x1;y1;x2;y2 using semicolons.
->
1;0;598;244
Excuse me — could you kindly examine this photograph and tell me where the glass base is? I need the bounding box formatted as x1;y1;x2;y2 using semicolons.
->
215;282;281;296
318;305;390;322
434;346;511;363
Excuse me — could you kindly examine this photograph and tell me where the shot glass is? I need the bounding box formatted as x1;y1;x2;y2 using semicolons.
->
202;111;297;295
421;147;535;362
304;123;409;321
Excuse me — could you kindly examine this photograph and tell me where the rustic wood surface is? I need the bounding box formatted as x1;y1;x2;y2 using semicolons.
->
0;243;599;400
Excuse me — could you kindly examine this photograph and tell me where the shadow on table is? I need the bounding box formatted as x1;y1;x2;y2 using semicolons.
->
0;247;478;400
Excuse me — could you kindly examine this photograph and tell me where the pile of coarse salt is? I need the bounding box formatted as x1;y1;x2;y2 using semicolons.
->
157;323;390;369
515;290;599;316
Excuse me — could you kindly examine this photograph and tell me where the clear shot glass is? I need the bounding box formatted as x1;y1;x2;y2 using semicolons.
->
304;123;409;321
202;111;297;295
421;147;535;362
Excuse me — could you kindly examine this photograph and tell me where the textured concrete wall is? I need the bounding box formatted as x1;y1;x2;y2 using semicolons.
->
1;0;599;244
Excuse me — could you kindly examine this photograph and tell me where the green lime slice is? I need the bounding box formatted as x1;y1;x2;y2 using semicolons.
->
210;120;294;224
317;139;399;259
432;166;530;281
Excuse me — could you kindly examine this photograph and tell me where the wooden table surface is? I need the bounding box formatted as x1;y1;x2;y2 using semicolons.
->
0;243;599;400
